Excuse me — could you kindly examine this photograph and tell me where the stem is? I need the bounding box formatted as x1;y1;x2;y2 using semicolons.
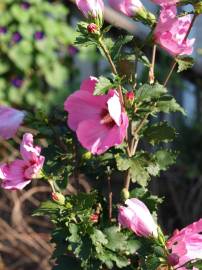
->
149;44;157;84
98;38;117;75
48;180;56;193
98;38;124;106
163;13;197;87
124;169;131;191
163;61;177;87
123;113;149;191
107;167;112;221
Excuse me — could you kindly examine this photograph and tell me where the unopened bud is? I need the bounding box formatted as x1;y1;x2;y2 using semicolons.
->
126;91;135;102
76;0;104;27
109;0;156;26
51;192;65;205
121;188;130;200
87;23;98;33
82;151;92;160
90;213;99;223
167;253;179;267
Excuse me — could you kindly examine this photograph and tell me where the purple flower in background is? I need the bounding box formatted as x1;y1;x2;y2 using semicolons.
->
11;77;24;88
34;31;45;41
21;1;31;10
12;32;22;43
0;27;7;35
68;45;79;56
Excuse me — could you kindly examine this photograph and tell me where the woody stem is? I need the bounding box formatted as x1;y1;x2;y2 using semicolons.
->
98;38;125;106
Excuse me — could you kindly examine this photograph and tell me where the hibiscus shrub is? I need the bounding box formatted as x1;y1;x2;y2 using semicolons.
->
1;0;202;270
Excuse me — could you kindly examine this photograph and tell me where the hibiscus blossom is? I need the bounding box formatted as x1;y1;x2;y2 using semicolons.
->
154;5;195;56
151;0;179;6
0;133;45;190
167;219;202;270
64;77;128;155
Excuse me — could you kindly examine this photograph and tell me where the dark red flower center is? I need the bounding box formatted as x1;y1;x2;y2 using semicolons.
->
100;109;115;128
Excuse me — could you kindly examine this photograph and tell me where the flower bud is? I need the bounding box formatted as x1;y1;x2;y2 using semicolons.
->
121;188;130;200
51;192;65;205
87;23;98;33
118;198;158;238
126;91;135;102
76;0;104;27
82;151;92;160
167;253;179;266
109;0;156;26
90;213;99;223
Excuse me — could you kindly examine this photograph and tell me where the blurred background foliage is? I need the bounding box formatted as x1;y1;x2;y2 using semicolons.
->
0;0;89;111
0;0;202;269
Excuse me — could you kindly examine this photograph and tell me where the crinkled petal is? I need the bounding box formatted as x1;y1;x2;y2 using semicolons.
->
0;106;25;140
0;160;30;190
20;133;41;162
0;160;26;180
1;179;31;190
24;156;45;179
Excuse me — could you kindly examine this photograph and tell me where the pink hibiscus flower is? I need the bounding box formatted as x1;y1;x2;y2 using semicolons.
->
64;76;129;155
0;105;25;139
167;219;202;269
151;0;179;6
0;133;45;190
76;0;104;19
118;198;158;238
154;5;195;56
109;0;144;17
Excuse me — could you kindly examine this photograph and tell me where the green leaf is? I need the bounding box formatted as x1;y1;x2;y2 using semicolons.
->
156;97;186;115
110;35;133;61
136;83;167;103
116;153;158;187
154;149;177;171
69;223;81;243
33;200;62;216
91;229;108;247
144;122;176;145
104;226;127;252
94;76;112;95
176;56;194;73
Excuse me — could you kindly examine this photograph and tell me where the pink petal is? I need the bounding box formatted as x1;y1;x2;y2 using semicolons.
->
24;156;45;179
80;76;98;93
107;90;121;126
76;117;127;154
20;133;41;162
0;106;25;140
1;179;31;190
0;160;26;180
0;160;30;190
64;90;107;131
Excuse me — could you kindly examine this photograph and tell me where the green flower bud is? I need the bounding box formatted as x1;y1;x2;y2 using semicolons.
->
121;188;130;200
82;151;92;160
51;192;65;205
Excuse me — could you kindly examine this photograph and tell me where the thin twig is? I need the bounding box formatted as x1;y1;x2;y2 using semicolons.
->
107;167;112;221
149;44;157;84
98;38;124;106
